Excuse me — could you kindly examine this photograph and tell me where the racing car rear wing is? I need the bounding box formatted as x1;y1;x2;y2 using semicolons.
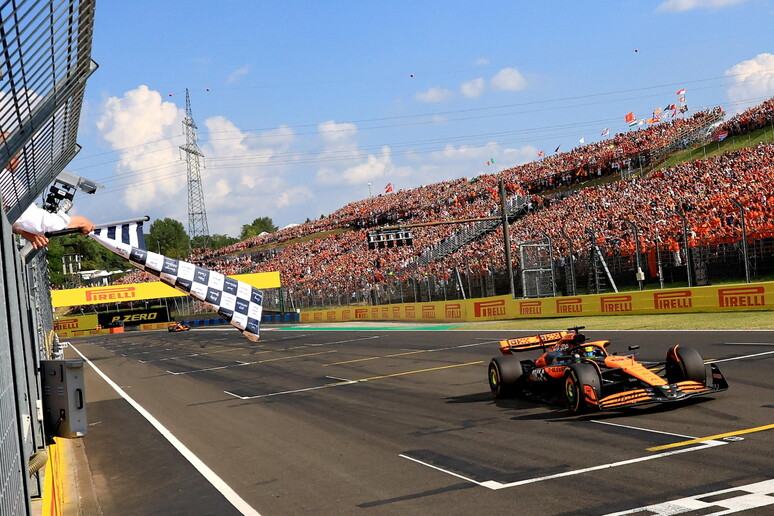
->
499;331;568;354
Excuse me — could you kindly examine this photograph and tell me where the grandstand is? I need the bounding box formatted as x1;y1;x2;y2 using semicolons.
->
119;96;774;311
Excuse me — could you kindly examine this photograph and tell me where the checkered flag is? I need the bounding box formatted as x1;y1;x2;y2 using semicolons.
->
88;221;263;342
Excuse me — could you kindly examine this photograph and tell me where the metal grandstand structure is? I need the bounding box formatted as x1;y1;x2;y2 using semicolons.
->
0;1;96;513
414;195;531;267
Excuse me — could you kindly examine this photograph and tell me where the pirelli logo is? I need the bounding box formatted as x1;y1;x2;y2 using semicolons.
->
381;307;389;318
474;299;506;318
654;290;692;310
556;298;583;314
392;306;400;318
54;318;79;330
313;312;322;321
405;306;416;319
718;286;765;308
84;286;136;302
445;303;462;319
327;311;337;321
355;308;368;319
371;307;379;318
342;310;351;320
301;313;311;323
422;305;436;318
519;300;542;315
601;295;633;313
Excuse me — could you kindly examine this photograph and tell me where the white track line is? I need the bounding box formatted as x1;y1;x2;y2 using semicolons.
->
401;440;727;490
707;349;774;363
590;420;698;439
70;343;261;516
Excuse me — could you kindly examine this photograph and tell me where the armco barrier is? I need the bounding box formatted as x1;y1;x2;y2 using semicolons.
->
299;282;774;323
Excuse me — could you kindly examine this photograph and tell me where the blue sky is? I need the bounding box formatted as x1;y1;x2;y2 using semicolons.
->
68;0;774;237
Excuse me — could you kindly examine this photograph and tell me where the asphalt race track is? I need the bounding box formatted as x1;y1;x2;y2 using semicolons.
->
69;326;774;515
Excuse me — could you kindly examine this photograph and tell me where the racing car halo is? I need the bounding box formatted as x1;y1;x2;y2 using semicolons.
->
488;326;728;414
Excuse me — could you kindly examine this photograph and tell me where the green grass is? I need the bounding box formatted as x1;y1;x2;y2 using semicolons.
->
658;125;774;171
456;310;774;331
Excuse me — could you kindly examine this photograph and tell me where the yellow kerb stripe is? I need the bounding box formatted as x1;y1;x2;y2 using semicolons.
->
647;423;774;451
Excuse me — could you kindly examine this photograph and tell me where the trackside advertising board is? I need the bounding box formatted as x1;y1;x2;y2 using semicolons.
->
50;271;281;308
300;282;774;323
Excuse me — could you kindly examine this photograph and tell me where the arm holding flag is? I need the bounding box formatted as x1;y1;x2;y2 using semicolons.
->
13;204;95;249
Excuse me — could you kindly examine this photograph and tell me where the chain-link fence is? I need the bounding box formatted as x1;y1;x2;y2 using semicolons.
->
1;1;97;513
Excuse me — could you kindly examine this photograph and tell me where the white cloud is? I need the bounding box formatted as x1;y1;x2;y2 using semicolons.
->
724;53;774;112
461;78;486;98
656;0;746;13
227;65;249;84
316;146;393;185
473;57;490;67
93;85;316;236
96;85;185;213
415;87;454;103
490;67;528;91
318;120;357;146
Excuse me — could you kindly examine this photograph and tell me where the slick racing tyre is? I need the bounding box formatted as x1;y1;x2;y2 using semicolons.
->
666;345;706;385
563;364;601;415
488;356;522;399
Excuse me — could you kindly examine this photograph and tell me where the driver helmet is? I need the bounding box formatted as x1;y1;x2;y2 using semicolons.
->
581;346;598;358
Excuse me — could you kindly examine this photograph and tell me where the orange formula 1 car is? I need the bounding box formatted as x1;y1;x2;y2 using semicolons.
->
488;326;728;414
168;322;190;332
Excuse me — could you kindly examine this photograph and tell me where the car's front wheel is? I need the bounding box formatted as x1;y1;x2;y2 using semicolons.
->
666;345;706;384
563;364;601;414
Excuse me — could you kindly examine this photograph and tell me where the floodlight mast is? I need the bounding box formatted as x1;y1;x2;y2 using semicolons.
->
180;88;210;249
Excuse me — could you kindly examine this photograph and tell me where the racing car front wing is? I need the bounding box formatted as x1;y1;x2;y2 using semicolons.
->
597;364;728;410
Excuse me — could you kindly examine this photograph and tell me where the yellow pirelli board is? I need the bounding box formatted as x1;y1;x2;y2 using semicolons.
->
300;282;774;323
50;271;281;308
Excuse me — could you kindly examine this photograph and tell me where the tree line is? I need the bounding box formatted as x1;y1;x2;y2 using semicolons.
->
46;216;277;287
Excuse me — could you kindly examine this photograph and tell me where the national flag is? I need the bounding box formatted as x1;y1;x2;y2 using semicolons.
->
385;183;393;193
487;157;494;166
537;150;544;157
554;145;561;153
713;130;729;142
654;107;663;116
678;95;686;103
578;137;585;145
600;128;610;137
676;88;686;95
89;221;263;342
638;119;646;126
625;111;636;124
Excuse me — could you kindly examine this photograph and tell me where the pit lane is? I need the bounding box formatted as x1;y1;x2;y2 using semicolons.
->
70;327;774;515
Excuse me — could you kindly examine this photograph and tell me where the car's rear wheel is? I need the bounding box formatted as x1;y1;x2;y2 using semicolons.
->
488;356;522;398
666;345;706;384
563;364;601;414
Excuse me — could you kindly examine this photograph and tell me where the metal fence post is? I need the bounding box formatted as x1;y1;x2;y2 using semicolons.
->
624;220;644;290
675;209;693;287
731;198;750;283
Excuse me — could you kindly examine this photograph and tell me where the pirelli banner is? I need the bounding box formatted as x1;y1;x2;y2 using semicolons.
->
50;271;281;308
300;282;774;323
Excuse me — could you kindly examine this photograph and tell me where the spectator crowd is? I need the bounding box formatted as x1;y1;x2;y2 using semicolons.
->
111;97;774;305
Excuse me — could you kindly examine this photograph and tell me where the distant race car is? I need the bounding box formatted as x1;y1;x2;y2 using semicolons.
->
168;322;190;332
488;326;728;414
